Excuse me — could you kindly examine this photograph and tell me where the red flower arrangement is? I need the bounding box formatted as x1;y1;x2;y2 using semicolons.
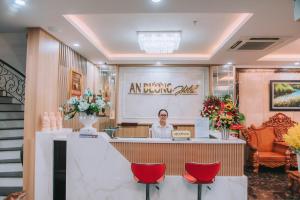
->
201;95;245;131
200;96;222;120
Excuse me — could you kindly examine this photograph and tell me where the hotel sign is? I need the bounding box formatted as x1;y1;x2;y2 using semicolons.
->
129;82;199;95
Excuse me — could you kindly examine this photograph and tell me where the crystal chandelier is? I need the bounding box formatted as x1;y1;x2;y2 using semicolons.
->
137;31;181;54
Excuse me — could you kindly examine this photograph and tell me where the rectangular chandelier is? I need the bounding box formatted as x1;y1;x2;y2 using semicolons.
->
137;31;181;54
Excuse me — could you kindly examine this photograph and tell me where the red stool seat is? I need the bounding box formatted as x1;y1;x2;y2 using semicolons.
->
183;162;221;200
131;163;166;200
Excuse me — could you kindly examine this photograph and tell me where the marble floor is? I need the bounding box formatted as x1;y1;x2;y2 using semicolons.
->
247;167;300;200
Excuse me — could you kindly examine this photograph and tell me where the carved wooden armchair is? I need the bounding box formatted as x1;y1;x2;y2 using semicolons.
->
241;113;297;173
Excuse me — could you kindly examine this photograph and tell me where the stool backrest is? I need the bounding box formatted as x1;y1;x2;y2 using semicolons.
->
131;163;166;184
185;162;221;183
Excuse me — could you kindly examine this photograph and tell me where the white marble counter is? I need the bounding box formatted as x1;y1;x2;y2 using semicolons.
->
35;131;247;200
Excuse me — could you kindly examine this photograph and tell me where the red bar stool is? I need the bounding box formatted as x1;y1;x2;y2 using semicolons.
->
183;162;221;200
131;163;166;200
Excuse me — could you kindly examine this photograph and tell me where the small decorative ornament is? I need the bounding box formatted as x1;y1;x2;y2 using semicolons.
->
41;112;50;132
49;112;57;131
56;112;63;130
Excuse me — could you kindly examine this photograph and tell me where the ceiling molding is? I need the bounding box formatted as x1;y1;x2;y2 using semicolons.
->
64;13;252;61
259;54;300;61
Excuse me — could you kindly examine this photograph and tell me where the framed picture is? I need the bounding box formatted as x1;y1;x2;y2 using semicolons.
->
69;70;83;97
270;80;300;111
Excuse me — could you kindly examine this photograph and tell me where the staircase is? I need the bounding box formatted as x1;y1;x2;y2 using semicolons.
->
0;60;25;200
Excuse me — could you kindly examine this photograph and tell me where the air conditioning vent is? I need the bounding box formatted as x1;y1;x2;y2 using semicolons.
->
230;41;242;49
238;42;275;50
228;37;286;51
249;37;280;41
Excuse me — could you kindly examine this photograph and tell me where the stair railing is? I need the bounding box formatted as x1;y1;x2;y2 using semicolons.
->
0;59;25;104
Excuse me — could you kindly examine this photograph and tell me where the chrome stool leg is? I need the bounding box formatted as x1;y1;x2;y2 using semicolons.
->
197;184;202;200
146;184;150;200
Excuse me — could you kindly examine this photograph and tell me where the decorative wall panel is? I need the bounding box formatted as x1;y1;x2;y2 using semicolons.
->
112;142;244;176
118;66;209;124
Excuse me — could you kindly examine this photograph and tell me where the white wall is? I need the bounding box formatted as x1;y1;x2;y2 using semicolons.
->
0;32;27;74
239;70;300;126
117;66;209;124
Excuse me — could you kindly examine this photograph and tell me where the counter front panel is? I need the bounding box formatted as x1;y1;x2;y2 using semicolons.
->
111;139;244;176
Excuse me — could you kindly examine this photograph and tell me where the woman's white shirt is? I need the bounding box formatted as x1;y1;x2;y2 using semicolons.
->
151;122;174;138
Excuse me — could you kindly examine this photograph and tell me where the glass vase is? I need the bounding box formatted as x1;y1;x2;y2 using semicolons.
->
297;153;300;173
221;127;230;140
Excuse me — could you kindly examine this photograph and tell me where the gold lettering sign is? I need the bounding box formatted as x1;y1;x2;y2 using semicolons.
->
172;130;192;140
129;82;199;95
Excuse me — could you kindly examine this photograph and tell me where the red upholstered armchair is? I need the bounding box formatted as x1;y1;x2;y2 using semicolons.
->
241;113;297;173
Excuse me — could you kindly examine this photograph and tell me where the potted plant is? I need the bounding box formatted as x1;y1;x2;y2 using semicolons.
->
284;124;300;172
60;89;109;134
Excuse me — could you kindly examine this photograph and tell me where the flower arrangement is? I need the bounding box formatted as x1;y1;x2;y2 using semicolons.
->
283;124;300;153
201;95;245;131
60;89;109;120
200;96;222;120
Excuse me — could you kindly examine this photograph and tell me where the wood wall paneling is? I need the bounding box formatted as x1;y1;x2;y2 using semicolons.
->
112;142;244;176
57;43;87;131
115;124;195;138
24;28;116;200
24;28;60;200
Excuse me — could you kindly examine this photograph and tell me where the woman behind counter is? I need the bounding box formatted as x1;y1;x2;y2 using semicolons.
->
151;109;174;138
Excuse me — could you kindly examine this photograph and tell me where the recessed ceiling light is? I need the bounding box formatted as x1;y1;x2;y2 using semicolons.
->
15;0;26;6
152;0;161;3
73;43;80;47
294;62;300;65
156;61;161;65
227;62;233;65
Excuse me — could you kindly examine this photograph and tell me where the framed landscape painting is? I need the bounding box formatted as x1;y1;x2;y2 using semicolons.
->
270;80;300;111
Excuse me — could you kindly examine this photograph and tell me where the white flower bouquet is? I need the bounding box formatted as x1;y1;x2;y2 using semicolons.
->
60;89;109;120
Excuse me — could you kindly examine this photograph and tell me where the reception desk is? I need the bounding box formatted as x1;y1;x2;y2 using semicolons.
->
35;131;247;200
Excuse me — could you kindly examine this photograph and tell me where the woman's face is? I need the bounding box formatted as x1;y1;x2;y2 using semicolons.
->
159;110;168;122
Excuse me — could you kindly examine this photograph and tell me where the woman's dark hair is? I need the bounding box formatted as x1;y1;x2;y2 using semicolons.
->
158;109;168;116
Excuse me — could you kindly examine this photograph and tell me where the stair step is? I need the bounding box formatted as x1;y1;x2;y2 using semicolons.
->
0;104;23;112
0;172;22;178
0;97;13;104
0;118;24;121
0;147;22;152
0;136;23;141
0;163;22;173
0;178;23;187
0;151;20;160
0;187;23;196
0;112;24;120
0;128;23;131
0;140;22;149
0;120;23;129
0;129;23;137
0;159;21;164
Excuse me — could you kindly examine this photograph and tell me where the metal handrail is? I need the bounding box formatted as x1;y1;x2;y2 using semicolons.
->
0;59;25;104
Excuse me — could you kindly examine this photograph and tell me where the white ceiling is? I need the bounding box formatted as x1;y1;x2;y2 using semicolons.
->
72;13;246;54
1;0;300;65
